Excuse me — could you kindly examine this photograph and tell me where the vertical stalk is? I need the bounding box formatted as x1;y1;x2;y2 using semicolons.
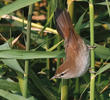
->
57;35;61;68
61;79;69;100
74;78;80;100
23;4;33;98
61;58;68;100
46;4;51;79
46;36;50;78
89;0;95;100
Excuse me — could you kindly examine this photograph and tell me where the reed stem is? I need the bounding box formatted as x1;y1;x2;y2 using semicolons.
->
23;4;33;97
74;78;80;100
61;57;68;100
57;35;61;68
61;79;69;100
89;0;95;100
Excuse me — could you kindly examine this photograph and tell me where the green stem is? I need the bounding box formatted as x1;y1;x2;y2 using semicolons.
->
89;0;95;100
23;4;33;98
61;79;69;100
57;35;61;68
74;78;80;100
61;57;68;100
46;36;50;78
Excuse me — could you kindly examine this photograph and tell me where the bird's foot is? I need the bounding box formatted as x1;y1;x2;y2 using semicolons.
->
89;67;96;74
87;45;96;50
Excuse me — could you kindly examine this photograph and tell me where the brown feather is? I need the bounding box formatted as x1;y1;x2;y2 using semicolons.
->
55;9;77;41
53;8;89;79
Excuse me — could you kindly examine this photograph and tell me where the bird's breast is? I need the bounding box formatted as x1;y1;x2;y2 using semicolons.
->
74;44;90;77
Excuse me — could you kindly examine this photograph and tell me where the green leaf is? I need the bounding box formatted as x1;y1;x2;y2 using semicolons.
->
1;43;110;60
75;11;86;33
47;40;64;51
0;43;24;94
96;2;110;6
2;59;24;73
105;0;110;16
0;43;24;73
0;49;65;59
80;22;101;29
94;44;110;59
16;72;24;96
0;0;41;16
0;89;36;100
39;12;54;34
0;79;20;92
1;44;110;59
96;1;110;16
96;63;110;76
0;42;11;50
30;70;57;100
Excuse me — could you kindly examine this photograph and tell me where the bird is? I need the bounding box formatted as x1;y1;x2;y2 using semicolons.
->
51;8;90;79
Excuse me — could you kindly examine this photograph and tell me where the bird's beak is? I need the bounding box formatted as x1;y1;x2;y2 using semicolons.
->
50;75;56;80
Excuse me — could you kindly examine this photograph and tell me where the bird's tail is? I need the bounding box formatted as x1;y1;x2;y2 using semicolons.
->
54;8;77;41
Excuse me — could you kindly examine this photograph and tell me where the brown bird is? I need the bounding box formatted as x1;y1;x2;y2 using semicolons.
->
51;8;90;79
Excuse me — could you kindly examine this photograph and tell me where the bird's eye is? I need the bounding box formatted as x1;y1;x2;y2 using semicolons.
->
60;72;66;77
60;73;64;76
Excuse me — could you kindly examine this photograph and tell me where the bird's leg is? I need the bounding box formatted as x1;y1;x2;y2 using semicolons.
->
89;67;96;74
87;44;96;74
87;45;96;50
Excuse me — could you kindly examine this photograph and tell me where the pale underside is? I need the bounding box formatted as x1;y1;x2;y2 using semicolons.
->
52;8;90;79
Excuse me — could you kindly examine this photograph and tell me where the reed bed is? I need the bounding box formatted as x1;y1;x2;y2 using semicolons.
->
0;0;110;100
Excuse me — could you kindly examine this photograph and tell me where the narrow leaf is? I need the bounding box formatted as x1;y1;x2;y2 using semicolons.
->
39;12;54;34
2;59;24;73
0;89;36;100
96;63;110;76
0;43;24;73
0;0;41;16
0;49;65;59
75;11;86;33
0;79;20;92
94;44;110;59
96;2;110;5
47;40;64;51
30;70;57;100
105;0;110;16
